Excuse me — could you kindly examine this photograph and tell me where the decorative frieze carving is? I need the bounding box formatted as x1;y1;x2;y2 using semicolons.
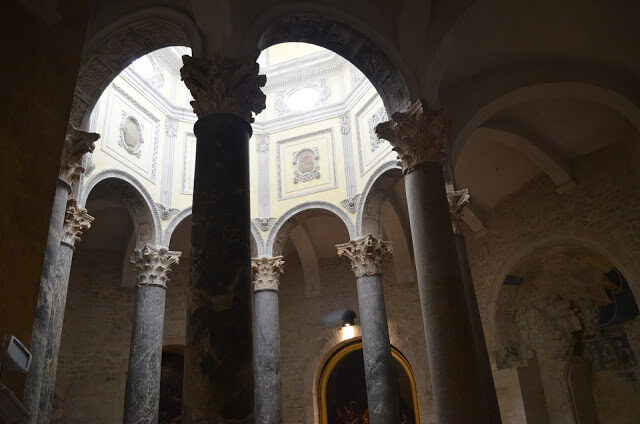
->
60;125;100;186
255;134;269;152
292;147;321;183
336;235;392;278
180;53;266;122
251;256;285;292
375;99;450;172
253;218;277;232
340;113;351;136
62;200;94;247
340;194;361;214
130;244;181;289
447;188;470;234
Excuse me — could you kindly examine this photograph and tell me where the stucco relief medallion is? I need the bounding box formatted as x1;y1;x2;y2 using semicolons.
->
368;107;387;151
293;147;320;183
119;113;144;158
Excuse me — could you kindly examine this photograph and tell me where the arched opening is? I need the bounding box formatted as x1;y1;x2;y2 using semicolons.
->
494;244;640;423
316;339;420;424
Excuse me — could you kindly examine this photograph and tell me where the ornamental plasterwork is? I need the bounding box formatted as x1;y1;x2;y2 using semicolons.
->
59;125;100;186
447;188;470;234
368;107;388;151
375;99;450;172
336;235;392;278
273;79;331;117
340;194;361;214
355;95;392;176
181;133;196;194
253;217;277;232
130;244;181;289
62;199;94;247
292;147;321;184
251;256;285;292
180;53;266;122
156;203;180;221
118;112;144;158
255;134;269;153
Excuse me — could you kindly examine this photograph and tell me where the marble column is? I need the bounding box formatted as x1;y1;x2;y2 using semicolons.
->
447;188;502;424
23;126;98;423
38;200;94;424
251;257;285;424
180;53;266;424
336;235;400;424
124;244;181;424
376;100;487;423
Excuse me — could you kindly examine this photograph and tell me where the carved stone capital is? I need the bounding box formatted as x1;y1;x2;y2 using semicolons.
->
62;200;94;247
59;125;100;186
447;188;470;234
180;53;267;122
336;235;392;278
375;99;449;172
251;256;285;292
130;244;181;289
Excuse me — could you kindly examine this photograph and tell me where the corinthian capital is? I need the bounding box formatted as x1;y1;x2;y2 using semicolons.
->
130;244;181;289
62;200;94;247
251;256;285;292
375;99;449;172
447;188;470;234
336;235;392;278
59;125;100;186
180;53;267;122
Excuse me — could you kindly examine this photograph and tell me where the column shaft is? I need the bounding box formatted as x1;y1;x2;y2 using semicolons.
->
253;290;282;424
455;233;502;424
184;113;253;423
123;284;167;424
23;179;70;422
356;274;399;424
405;163;486;423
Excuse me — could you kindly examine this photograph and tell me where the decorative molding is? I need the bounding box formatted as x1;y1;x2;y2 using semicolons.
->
355;94;392;176
130;243;181;289
367;106;387;151
447;188;470;234
180;53;266;121
156;203;180;221
255;134;269;152
336;235;392;278
60;125;100;186
253;217;276;232
251;256;285;292
118;112;144;158
339;113;351;136
292;147;321;184
375;99;450;172
273;79;331;117
340;194;361;214
62;200;94;247
160;117;178;206
181;132;196;194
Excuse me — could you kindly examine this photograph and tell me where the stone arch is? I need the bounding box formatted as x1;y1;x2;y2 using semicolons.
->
356;160;402;238
79;169;161;245
446;78;640;167
70;7;202;127
251;11;413;114
266;201;355;256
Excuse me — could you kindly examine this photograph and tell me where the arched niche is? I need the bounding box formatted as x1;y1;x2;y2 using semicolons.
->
315;339;420;424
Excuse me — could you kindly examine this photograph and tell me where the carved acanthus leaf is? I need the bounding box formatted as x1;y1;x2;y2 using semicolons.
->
336;235;392;278
130;244;181;288
62;200;94;247
375;99;449;172
251;256;285;292
60;125;100;186
180;53;266;122
447;188;470;234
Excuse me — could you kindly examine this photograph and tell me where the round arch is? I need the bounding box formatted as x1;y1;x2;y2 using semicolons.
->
250;11;413;115
315;338;420;424
70;7;202;127
79;169;161;245
266;201;355;256
356;160;402;238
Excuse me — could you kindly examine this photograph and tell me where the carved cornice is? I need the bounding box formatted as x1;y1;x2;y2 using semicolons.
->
60;125;100;186
251;256;285;292
130;244;181;289
336;235;392;278
375;99;450;172
180;53;266;122
62;200;94;247
447;188;470;234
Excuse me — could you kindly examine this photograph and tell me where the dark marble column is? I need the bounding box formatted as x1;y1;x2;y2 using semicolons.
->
38;200;93;424
337;235;399;424
447;189;502;424
376;101;487;424
23;126;98;423
251;257;285;424
123;244;180;424
180;53;266;424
